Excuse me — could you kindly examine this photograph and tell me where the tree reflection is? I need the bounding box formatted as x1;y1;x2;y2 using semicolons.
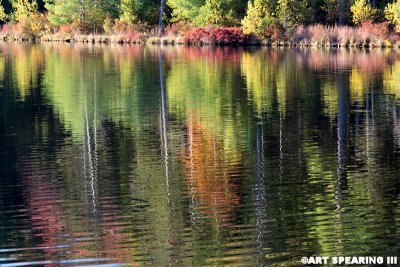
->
1;45;400;265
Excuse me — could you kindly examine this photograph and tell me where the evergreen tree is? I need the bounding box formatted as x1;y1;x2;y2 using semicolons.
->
322;0;353;24
276;0;313;29
198;0;236;26
168;0;246;26
120;0;161;25
45;0;118;32
167;0;204;24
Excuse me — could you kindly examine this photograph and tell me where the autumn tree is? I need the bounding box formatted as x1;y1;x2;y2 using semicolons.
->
351;0;377;24
242;0;276;36
0;4;6;22
11;0;39;21
385;0;400;31
9;0;48;36
242;0;312;36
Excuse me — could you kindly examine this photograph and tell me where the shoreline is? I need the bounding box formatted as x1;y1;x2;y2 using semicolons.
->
1;33;400;49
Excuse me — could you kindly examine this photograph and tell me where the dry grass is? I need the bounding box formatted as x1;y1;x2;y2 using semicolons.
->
292;22;398;47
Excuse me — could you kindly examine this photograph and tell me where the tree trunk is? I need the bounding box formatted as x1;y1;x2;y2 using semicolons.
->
339;0;344;25
159;0;166;34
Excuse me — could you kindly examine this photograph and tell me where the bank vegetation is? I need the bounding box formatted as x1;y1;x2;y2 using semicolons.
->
1;0;400;47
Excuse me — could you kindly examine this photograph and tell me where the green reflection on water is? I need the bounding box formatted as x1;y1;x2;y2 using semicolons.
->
1;44;400;266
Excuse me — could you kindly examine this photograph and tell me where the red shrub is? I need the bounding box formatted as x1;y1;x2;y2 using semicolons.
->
1;23;15;33
390;32;400;42
164;23;189;36
359;20;389;40
185;27;249;45
113;19;128;34
59;24;76;35
123;30;143;42
265;25;286;41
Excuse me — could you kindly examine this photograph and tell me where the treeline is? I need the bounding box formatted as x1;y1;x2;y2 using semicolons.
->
1;0;400;38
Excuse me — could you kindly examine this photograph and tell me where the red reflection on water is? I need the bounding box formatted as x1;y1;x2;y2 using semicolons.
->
19;163;136;265
181;120;241;227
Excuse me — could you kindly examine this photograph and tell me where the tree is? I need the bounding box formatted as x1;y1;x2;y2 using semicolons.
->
322;0;353;24
45;0;117;32
276;0;313;29
242;0;312;35
10;0;47;36
385;0;400;31
167;0;204;24
242;0;276;36
0;3;6;22
351;0;377;24
198;0;236;26
11;0;39;21
159;0;166;29
120;0;160;25
168;0;246;26
45;0;79;27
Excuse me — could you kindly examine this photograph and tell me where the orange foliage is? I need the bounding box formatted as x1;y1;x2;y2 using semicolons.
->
180;120;241;227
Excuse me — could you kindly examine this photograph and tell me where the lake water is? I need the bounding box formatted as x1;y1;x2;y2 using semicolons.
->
1;44;400;266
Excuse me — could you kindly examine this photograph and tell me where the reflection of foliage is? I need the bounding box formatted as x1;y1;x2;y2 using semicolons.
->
241;51;274;115
181;122;240;227
2;45;400;265
42;45;155;138
166;47;251;155
43;46;93;136
321;82;338;119
350;67;367;102
0;52;5;81
11;45;43;98
384;60;400;99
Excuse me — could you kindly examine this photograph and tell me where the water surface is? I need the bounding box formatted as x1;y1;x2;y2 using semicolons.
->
1;44;400;266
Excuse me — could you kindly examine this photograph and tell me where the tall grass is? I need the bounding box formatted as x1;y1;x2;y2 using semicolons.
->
293;21;398;47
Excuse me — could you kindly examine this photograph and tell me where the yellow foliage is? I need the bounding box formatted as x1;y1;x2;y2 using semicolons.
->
350;67;367;102
384;61;400;99
322;82;339;120
241;52;274;116
351;0;377;25
242;0;274;37
13;46;42;98
385;0;400;31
